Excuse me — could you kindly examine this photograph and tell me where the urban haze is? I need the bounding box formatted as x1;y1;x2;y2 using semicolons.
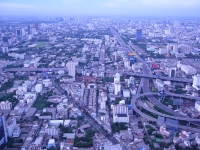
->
0;0;200;150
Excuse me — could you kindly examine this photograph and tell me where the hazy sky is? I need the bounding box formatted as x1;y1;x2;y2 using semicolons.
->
0;0;200;17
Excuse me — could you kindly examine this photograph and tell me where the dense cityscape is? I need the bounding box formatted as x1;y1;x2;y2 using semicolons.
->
0;9;200;150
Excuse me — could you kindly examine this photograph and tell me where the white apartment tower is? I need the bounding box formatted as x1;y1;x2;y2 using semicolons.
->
66;61;76;81
114;73;121;95
193;74;200;91
6;118;17;137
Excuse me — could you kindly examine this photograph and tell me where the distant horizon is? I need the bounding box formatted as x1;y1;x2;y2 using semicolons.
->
0;0;200;17
1;15;200;19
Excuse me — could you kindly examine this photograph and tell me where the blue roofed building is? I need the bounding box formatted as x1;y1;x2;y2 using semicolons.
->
166;118;178;132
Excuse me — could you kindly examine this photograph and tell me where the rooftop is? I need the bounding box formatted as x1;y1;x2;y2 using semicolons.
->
105;144;123;150
63;133;75;139
116;114;128;117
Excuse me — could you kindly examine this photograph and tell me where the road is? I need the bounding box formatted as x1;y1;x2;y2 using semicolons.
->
5;68;193;84
132;92;200;122
132;96;200;132
110;26;200;133
52;77;119;145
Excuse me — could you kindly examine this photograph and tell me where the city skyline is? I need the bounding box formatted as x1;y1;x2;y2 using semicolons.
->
0;0;200;17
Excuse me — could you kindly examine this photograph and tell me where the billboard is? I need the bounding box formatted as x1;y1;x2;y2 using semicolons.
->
128;52;136;56
151;64;160;69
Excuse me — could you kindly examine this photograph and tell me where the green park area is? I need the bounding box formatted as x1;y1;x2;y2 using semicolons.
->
74;130;96;148
111;122;128;133
32;91;55;110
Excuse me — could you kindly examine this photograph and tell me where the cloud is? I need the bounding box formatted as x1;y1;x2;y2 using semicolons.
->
102;2;120;7
141;0;200;6
0;2;36;9
60;0;83;3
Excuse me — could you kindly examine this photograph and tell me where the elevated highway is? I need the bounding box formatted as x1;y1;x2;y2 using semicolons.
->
132;92;200;122
132;96;200;132
5;67;192;83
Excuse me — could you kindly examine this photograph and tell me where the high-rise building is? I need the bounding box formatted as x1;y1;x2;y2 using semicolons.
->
114;73;120;83
16;29;21;37
136;29;142;40
34;23;40;31
66;61;77;81
192;74;200;91
169;68;176;78
28;25;31;34
114;73;121;95
0;115;8;146
21;28;26;36
6;118;16;137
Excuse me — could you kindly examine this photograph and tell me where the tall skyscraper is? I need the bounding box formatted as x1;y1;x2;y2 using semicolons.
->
114;73;121;95
136;29;142;40
0;115;8;146
16;29;21;37
34;23;40;31
169;68;176;78
66;61;77;81
28;25;31;34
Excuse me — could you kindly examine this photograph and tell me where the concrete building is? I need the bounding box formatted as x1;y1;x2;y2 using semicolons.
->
160;124;170;137
6;118;16;137
47;139;56;149
179;44;191;54
195;101;200;112
0;101;12;110
45;125;59;136
195;136;200;145
105;144;123;150
159;48;168;55
35;84;42;93
169;68;176;78
114;73;121;95
177;62;197;75
100;101;106;110
12;126;21;138
181;65;196;75
193;74;200;91
57;103;69;118
136;29;142;40
155;79;164;91
123;89;130;98
43;79;52;87
66;61;77;81
113;104;129;123
0;115;8;146
167;44;178;54
1;47;9;53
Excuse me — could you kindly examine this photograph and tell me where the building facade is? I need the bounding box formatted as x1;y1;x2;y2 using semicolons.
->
0;115;8;146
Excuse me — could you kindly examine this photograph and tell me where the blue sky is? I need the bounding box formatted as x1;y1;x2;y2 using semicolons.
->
0;0;200;16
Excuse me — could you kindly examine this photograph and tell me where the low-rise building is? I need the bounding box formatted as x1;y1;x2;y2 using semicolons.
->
0;101;12;110
113;104;129;123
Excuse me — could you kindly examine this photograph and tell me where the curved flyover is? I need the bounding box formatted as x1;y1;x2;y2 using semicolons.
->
132;102;200;132
132;92;200;122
